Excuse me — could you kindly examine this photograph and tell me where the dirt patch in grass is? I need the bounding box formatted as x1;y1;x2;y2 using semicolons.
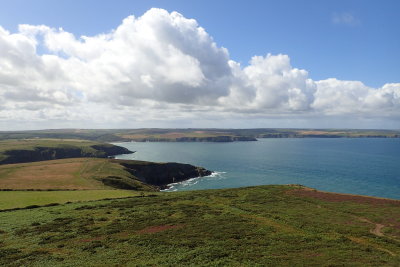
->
138;224;184;234
289;188;400;206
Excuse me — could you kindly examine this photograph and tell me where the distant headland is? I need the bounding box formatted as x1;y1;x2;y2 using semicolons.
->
0;128;399;143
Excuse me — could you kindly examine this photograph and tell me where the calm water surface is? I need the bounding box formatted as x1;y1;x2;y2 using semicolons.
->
114;138;400;199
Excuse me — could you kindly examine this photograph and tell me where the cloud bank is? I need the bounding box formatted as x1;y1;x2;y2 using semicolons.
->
0;8;399;129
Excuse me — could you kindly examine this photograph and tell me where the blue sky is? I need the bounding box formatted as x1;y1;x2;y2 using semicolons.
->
0;0;399;129
1;0;399;88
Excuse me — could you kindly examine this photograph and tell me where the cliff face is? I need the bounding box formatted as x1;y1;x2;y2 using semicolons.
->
114;159;212;189
0;144;133;165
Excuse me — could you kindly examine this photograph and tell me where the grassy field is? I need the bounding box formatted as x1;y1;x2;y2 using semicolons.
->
0;185;399;266
0;190;147;210
0;158;153;191
0;139;97;153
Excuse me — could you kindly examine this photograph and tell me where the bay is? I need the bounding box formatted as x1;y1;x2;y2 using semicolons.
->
114;138;400;199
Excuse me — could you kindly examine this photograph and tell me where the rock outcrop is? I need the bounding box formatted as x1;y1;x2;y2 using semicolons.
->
113;159;212;189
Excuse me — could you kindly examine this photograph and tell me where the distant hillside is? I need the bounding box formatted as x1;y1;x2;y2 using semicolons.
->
0;139;132;165
0;128;398;143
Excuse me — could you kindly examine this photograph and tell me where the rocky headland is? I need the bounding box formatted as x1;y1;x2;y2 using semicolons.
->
112;159;212;189
0;144;133;165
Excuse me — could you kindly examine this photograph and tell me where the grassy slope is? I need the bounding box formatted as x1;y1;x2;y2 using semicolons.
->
0;139;97;152
0;190;149;210
0;185;399;266
0;158;153;191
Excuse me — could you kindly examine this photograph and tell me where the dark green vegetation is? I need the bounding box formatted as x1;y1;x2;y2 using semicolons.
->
1;128;398;143
0;185;399;266
0;139;132;164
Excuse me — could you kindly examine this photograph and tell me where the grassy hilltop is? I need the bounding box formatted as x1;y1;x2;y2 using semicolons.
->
0;158;154;192
0;157;155;210
0;185;399;266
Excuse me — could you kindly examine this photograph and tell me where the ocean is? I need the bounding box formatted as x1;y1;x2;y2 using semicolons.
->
114;138;400;199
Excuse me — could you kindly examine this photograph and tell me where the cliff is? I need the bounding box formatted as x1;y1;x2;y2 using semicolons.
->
0;157;211;191
0;144;133;165
112;159;212;189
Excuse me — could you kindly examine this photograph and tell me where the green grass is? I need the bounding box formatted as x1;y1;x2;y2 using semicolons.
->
0;139;98;153
0;158;155;191
0;185;399;266
0;190;148;210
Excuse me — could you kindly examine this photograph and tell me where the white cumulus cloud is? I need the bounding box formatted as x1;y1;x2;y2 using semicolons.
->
0;8;398;129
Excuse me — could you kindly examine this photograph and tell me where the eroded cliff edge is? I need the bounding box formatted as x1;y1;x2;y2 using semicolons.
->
110;159;212;190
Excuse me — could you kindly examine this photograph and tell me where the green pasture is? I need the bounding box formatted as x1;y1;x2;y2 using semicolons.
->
0;190;147;210
0;185;399;266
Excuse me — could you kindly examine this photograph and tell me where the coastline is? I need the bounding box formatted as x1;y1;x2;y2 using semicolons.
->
112;139;400;200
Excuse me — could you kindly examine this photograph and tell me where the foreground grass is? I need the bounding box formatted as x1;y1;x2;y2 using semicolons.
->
0;190;147;210
0;185;399;266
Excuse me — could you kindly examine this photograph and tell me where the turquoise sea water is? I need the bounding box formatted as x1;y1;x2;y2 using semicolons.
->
114;138;400;199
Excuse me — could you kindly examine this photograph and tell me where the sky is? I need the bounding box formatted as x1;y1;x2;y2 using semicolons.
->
0;0;399;130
